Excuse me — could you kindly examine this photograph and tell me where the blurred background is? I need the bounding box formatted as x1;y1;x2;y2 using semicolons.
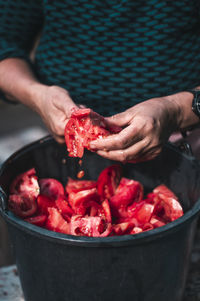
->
0;100;47;267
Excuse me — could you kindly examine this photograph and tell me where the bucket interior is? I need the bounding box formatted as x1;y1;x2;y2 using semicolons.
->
0;136;200;214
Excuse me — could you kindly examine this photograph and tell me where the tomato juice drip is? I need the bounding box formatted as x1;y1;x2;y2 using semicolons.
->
77;159;84;179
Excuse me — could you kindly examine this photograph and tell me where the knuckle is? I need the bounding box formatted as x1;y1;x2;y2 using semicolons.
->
118;151;128;162
154;147;162;156
142;137;151;148
114;134;130;149
145;119;155;132
113;135;124;148
150;138;160;149
54;125;64;136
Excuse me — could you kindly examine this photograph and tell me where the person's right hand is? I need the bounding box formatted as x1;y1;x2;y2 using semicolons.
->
36;85;78;143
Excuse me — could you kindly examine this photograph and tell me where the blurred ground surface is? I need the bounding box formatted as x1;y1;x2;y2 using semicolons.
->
0;102;47;163
0;101;48;267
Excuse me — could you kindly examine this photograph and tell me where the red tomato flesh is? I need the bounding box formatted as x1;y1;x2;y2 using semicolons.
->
97;165;122;200
65;108;122;158
66;178;97;194
8;166;184;237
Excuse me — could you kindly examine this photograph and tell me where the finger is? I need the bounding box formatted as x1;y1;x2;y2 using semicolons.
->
55;95;78;117
127;146;162;163
51;119;66;136
95;139;150;162
95;138;162;162
105;110;133;127
90;124;140;151
77;104;87;109
52;134;65;144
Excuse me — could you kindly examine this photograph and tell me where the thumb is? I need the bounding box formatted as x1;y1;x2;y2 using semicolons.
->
61;97;79;118
105;110;132;128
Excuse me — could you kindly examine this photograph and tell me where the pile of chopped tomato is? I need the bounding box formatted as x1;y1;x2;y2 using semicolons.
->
65;108;121;157
8;166;183;237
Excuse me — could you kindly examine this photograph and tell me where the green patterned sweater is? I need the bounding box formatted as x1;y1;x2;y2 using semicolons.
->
0;0;200;115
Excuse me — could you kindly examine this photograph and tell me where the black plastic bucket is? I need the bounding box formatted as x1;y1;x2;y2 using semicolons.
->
0;136;200;301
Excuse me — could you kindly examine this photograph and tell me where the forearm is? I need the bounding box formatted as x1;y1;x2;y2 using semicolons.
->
166;90;200;130
0;58;45;113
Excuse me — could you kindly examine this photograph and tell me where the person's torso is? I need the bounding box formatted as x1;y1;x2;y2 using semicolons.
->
36;0;200;115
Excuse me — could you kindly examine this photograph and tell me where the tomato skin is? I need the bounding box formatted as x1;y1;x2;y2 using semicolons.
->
39;178;64;200
37;194;56;215
8;194;37;218
25;215;47;227
97;165;122;200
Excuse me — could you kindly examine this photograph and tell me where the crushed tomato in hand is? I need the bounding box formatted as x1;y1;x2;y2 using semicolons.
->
64;108;121;158
8;166;184;237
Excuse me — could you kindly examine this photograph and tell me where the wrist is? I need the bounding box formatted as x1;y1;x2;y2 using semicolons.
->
165;91;199;129
25;82;49;113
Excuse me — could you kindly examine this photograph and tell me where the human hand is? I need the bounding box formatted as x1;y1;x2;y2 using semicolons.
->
90;97;181;162
36;85;78;143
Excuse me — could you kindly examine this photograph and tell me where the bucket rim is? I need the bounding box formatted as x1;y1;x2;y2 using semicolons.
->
0;135;200;247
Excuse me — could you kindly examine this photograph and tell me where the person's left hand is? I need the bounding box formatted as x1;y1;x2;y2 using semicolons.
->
90;97;181;162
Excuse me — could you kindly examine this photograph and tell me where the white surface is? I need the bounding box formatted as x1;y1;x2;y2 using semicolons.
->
0;265;24;301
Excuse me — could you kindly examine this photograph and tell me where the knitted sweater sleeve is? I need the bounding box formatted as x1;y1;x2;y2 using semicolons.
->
0;0;43;62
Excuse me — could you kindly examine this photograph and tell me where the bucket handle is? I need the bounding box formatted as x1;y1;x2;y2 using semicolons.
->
178;141;193;157
178;131;194;157
0;186;7;213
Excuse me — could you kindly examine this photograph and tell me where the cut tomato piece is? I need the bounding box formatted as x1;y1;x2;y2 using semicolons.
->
65;108;122;158
70;215;111;237
101;199;112;223
97;165;122;200
89;199;112;223
46;208;70;234
56;196;74;217
66;178;97;194
25;214;47;227
8;166;184;237
37;194;56;214
10;168;40;200
142;223;154;232
39;178;64;200
68;188;99;215
153;184;183;221
112;222;135;236
135;203;155;224
150;216;166;228
130;227;143;234
110;178;143;210
8;194;37;218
